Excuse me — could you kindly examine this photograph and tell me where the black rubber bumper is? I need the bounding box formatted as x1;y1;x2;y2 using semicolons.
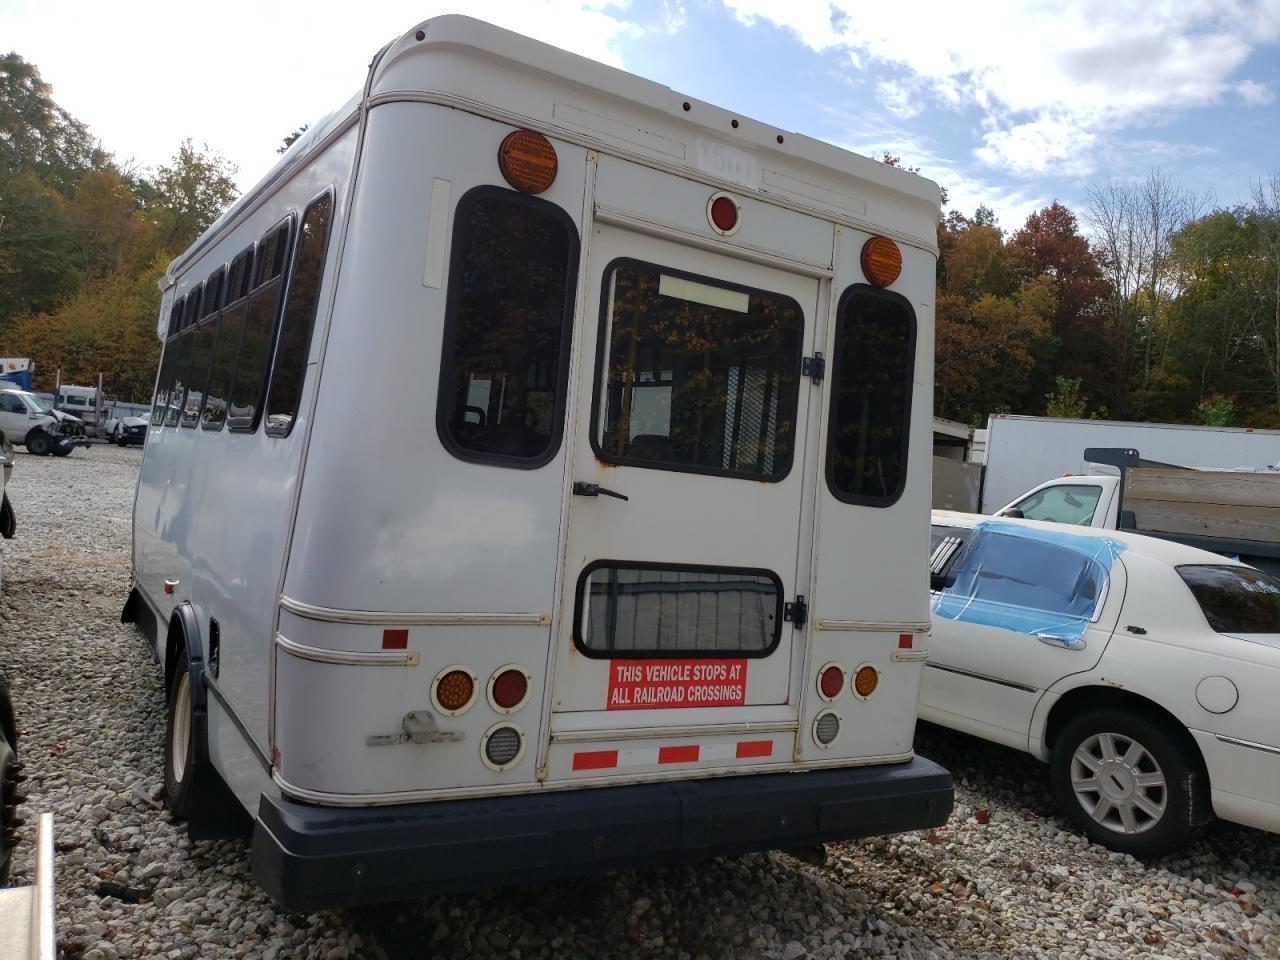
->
251;756;953;910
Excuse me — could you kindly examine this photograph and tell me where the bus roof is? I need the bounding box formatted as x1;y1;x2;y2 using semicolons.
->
167;15;940;286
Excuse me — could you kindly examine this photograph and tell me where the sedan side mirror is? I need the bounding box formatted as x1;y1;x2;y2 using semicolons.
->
999;507;1024;519
929;571;957;592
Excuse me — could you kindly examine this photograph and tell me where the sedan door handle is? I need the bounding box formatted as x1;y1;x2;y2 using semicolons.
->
1037;633;1086;651
572;481;629;501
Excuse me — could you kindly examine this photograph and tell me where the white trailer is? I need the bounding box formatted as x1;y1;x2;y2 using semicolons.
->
124;16;951;908
980;414;1280;514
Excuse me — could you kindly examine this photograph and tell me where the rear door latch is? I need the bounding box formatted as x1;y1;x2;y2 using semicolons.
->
801;353;825;384
784;595;808;629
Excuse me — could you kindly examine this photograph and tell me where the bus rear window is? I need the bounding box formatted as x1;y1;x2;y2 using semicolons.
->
575;562;781;658
437;187;579;466
826;285;916;506
1177;564;1280;634
595;261;802;480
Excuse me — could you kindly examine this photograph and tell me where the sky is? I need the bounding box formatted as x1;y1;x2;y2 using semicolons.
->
3;0;1279;233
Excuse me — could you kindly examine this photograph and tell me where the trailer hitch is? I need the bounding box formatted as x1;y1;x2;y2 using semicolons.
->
366;710;464;747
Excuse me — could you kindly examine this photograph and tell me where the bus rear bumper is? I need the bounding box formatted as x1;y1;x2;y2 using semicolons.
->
250;757;953;909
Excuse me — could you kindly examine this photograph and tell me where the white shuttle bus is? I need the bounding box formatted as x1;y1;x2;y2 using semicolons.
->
125;16;951;908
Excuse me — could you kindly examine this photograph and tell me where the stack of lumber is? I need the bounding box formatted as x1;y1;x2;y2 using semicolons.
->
1126;467;1280;545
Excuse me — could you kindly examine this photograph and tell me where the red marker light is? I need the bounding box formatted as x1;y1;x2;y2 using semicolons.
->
708;193;740;234
899;634;913;649
382;629;408;650
819;664;844;699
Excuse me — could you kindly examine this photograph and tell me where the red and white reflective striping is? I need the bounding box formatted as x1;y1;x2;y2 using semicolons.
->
572;739;773;771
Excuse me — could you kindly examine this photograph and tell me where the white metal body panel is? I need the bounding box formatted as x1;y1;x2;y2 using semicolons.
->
980;414;1280;514
132;15;942;807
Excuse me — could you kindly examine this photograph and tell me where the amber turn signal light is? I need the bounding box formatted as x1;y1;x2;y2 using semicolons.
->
498;130;558;194
433;667;477;714
853;664;879;699
861;235;902;288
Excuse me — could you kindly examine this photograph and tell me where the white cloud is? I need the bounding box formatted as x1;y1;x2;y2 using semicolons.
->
720;0;1280;178
0;1;641;191
1238;79;1275;104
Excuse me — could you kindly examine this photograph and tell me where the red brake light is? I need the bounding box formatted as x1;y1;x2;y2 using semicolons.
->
819;664;844;699
708;193;740;234
899;633;913;649
491;667;530;711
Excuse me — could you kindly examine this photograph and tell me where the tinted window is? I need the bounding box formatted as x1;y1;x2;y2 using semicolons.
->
1178;564;1280;633
152;342;180;424
182;319;219;427
437;188;578;466
165;331;197;427
826;286;916;506
229;221;291;432
227;247;253;302
183;285;202;330
266;192;333;437
203;268;225;318
0;394;25;414
575;562;782;658
1009;484;1103;525
596;261;802;480
167;298;184;340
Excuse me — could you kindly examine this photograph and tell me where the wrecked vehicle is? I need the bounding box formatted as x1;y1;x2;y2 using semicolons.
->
0;389;91;457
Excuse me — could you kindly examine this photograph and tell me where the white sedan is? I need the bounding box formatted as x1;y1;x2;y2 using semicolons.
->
923;512;1280;856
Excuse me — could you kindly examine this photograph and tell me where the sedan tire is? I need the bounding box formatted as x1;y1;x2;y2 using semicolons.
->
1050;708;1207;857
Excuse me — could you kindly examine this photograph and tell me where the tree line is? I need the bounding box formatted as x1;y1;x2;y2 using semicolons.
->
3;51;1279;428
0;53;238;401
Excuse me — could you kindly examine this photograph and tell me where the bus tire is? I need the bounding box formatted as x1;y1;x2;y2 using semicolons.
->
25;431;51;456
164;650;196;818
0;676;18;884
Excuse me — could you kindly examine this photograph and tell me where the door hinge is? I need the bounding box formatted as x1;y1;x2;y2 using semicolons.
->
802;353;825;384
784;595;808;629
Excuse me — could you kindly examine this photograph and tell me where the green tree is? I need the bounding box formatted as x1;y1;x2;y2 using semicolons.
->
0;53;103;195
142;139;239;250
1045;376;1087;418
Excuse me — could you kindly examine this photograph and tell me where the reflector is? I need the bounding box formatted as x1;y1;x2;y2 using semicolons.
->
707;193;741;235
434;668;476;714
853;664;879;699
860;236;902;287
498;130;558;194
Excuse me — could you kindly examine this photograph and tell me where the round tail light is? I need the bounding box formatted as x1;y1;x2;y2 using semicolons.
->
817;663;844;701
707;192;741;235
853;664;880;699
489;666;531;712
433;666;477;715
482;723;525;771
813;710;840;747
498;130;558;194
861;235;902;287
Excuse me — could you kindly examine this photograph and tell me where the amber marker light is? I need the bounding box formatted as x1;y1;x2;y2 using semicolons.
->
861;235;902;287
498;130;558;194
433;666;477;715
853;664;880;699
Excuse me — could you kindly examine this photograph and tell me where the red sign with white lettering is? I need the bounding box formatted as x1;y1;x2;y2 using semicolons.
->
606;659;748;710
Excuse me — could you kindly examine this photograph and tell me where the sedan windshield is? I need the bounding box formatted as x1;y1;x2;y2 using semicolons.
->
1177;564;1280;634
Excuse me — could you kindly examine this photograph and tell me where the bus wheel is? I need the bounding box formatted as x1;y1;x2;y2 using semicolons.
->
164;652;196;818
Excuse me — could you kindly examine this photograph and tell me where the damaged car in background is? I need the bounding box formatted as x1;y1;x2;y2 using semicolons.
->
0;388;91;457
923;514;1280;856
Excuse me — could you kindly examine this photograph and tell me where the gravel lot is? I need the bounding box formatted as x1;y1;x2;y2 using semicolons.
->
1;444;1276;959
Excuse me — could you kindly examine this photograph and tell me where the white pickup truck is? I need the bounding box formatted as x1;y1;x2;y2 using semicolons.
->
994;447;1280;575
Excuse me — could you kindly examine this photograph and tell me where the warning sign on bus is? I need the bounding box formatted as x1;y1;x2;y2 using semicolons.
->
606;659;747;710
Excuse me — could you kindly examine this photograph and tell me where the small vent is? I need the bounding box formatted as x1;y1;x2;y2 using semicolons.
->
484;725;523;768
814;711;840;746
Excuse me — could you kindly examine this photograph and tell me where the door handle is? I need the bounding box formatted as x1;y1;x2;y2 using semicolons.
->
1036;633;1086;651
572;481;629;501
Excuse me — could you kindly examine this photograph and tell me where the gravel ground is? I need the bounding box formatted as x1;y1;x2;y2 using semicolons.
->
0;444;1275;959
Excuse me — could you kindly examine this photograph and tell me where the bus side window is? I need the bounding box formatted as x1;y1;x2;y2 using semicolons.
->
204;246;254;430
436;187;580;467
266;191;334;437
229;220;293;432
824;285;916;507
152;302;183;426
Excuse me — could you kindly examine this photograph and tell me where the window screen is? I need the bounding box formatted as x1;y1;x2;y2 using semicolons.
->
1008;484;1103;525
229;221;291;432
437;187;579;466
575;562;782;658
596;261;802;480
827;286;916;505
1178;564;1280;634
266;192;333;437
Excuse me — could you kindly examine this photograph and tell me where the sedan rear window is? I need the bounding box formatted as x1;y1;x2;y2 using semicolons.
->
1177;564;1280;634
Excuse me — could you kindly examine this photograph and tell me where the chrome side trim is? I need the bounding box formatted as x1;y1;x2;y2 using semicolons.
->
550;720;798;744
271;748;916;807
925;661;1038;694
1215;734;1280;757
275;633;420;667
814;620;931;633
279;595;550;627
